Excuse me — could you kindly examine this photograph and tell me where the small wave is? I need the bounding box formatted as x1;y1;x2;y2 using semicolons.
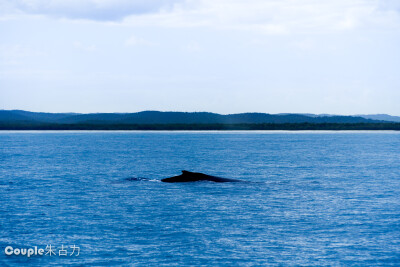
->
124;177;160;182
125;177;150;181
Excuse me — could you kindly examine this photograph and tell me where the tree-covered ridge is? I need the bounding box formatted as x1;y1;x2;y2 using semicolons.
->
2;110;398;125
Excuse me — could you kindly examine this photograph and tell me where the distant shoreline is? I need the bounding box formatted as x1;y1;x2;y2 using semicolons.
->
1;123;400;131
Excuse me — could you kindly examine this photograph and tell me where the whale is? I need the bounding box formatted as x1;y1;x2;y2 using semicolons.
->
161;170;243;183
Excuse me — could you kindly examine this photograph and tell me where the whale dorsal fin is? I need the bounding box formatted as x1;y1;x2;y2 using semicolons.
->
182;170;191;174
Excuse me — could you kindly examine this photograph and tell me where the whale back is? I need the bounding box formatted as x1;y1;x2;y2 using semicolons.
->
161;170;242;183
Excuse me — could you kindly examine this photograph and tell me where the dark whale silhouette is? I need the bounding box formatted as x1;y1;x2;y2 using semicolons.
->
161;170;243;183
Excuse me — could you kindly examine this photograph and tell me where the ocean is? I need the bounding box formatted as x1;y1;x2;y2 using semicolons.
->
1;131;400;266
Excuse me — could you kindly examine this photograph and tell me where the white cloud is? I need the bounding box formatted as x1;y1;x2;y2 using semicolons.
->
1;0;399;34
122;0;400;34
290;39;316;51
124;35;155;47
183;41;202;52
2;0;183;21
73;41;97;52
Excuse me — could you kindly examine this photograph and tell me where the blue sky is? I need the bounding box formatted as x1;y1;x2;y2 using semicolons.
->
1;0;400;115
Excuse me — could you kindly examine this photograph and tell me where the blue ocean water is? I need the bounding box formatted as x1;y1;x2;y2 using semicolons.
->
1;131;400;266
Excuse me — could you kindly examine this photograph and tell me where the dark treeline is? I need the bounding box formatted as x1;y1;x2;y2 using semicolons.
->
1;122;400;130
0;110;390;124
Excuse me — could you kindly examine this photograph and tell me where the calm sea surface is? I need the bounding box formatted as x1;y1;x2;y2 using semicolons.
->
1;131;400;266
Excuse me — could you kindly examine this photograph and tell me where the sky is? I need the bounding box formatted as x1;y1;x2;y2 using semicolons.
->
1;0;400;115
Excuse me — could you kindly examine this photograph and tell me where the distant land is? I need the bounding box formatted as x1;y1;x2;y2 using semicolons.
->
1;110;400;130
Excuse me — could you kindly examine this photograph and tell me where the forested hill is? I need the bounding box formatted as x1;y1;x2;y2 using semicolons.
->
0;110;394;125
